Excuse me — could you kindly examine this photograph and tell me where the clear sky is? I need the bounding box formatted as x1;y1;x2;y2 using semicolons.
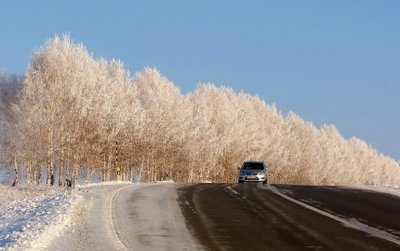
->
1;1;399;160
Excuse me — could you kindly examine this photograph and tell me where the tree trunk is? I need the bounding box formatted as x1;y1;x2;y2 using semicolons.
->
102;154;107;182
59;134;65;186
72;156;79;187
86;166;94;184
35;164;41;185
27;163;32;186
47;129;54;186
108;153;112;181
11;155;18;186
66;135;71;182
115;141;121;181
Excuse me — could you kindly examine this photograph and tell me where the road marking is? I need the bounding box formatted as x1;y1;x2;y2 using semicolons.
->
262;184;400;246
226;186;240;195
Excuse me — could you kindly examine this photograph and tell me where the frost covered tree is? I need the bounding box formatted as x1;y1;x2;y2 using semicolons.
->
132;68;192;181
3;35;400;186
0;72;23;186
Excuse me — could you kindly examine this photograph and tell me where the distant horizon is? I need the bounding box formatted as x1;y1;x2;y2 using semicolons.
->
1;1;399;160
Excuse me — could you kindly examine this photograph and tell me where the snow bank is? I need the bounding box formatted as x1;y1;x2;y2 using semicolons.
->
0;188;79;251
356;185;400;198
0;185;48;210
76;180;174;189
0;181;175;250
77;180;133;189
28;194;82;251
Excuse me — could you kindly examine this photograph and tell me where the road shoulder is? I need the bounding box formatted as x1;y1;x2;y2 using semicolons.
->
49;182;201;251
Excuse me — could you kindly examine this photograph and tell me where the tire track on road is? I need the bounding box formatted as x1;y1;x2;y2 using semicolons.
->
179;183;400;251
266;185;400;246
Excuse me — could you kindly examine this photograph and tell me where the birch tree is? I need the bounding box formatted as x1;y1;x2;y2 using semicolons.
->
4;34;400;186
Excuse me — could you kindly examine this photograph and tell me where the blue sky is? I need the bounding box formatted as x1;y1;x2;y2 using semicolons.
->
1;1;399;159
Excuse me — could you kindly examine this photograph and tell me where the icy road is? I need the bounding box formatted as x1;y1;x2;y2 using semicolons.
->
49;183;400;251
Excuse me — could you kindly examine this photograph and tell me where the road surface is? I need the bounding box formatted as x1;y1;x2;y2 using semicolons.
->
178;183;400;251
49;183;400;251
49;182;201;251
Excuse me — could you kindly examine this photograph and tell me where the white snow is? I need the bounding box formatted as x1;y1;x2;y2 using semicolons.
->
0;180;180;250
0;185;79;251
76;180;133;189
355;185;400;198
0;187;78;251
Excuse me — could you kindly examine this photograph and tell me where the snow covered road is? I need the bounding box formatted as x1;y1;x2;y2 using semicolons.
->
49;182;201;251
112;182;201;250
48;184;128;251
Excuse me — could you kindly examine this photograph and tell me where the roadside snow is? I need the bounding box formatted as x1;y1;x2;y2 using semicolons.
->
0;185;48;210
0;187;79;251
355;185;400;198
77;180;133;189
0;181;148;251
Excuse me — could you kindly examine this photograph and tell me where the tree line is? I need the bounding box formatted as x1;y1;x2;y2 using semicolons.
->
1;35;399;186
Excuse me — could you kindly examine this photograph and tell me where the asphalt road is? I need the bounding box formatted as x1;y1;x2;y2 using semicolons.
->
178;183;400;251
49;183;400;251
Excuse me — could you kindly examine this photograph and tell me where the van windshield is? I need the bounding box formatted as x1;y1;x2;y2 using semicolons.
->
242;162;264;170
